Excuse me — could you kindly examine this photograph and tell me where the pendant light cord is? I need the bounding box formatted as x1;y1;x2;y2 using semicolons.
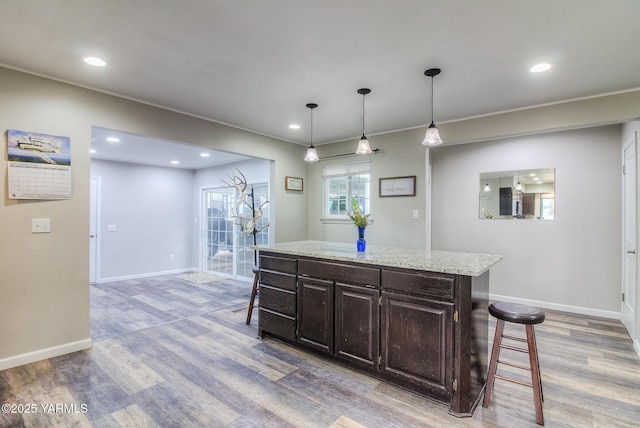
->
362;92;366;136
430;75;434;124
310;108;313;145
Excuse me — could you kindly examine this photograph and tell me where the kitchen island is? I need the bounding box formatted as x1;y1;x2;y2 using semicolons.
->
253;240;502;417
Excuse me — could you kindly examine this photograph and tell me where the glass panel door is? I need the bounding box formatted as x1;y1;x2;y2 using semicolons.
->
204;187;235;275
235;183;269;277
202;183;269;280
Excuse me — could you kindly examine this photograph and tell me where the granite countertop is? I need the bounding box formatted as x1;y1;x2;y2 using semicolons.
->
253;240;502;276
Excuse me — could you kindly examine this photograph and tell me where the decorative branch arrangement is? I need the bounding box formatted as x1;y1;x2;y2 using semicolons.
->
221;168;270;236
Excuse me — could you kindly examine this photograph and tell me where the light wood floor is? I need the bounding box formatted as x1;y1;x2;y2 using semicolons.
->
1;275;639;427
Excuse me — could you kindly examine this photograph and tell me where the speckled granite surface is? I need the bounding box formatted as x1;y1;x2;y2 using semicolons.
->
253;240;502;276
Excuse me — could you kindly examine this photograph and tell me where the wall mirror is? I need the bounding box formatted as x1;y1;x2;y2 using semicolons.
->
479;168;555;220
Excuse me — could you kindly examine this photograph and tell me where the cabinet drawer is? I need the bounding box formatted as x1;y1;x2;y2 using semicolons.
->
259;284;296;317
259;308;296;341
260;254;297;274
260;270;296;291
381;269;455;301
298;259;379;287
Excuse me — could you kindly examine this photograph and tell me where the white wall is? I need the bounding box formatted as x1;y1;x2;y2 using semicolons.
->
431;125;622;315
91;160;195;280
0;66;308;369
307;127;428;248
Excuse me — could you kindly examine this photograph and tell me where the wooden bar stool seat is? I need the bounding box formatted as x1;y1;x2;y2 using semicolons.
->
482;302;545;425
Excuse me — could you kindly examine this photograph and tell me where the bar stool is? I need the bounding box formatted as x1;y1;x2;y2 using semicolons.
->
482;302;545;425
245;265;260;325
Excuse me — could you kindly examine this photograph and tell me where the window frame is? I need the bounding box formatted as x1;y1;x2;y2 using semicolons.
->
321;160;371;223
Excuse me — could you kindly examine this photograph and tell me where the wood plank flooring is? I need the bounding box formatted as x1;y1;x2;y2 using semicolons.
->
1;275;639;427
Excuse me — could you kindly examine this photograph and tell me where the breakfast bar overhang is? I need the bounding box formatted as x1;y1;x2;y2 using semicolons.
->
253;240;502;417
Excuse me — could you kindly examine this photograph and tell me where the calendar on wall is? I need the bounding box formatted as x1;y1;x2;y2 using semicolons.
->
6;129;71;200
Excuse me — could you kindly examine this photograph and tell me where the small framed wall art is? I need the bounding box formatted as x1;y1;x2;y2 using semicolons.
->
285;176;303;191
379;176;416;197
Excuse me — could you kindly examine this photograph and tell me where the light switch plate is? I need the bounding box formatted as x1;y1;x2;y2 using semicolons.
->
32;218;51;233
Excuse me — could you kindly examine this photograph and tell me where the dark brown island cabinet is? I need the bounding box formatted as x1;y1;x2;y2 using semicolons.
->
254;241;502;417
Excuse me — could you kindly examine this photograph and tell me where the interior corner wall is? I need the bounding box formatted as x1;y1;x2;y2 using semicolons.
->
91;159;195;281
0;66;308;368
0;69;92;366
430;125;622;314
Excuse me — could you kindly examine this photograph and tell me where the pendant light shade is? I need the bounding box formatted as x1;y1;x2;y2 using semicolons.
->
303;103;319;162
484;172;491;192
515;170;523;190
422;68;443;146
355;88;373;155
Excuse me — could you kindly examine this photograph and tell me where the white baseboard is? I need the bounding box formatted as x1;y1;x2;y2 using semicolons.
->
97;268;255;284
633;339;640;357
489;293;621;320
0;339;92;371
97;267;196;284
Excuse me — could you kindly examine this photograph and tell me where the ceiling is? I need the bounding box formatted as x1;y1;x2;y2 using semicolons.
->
90;127;250;169
2;1;640;167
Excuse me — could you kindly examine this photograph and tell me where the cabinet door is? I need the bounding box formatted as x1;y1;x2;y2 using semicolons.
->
297;277;334;353
335;283;379;371
380;291;453;398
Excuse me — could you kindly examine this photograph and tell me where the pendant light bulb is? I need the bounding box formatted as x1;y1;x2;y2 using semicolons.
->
422;68;443;146
484;182;491;192
515;171;522;190
355;88;373;155
304;103;319;162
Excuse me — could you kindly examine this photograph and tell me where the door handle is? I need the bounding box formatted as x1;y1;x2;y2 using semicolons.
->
628;249;636;254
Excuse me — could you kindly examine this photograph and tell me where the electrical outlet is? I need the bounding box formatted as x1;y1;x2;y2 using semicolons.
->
170;254;175;260
412;209;419;219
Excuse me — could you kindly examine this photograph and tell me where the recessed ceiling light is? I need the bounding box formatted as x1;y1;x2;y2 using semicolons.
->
106;137;120;142
289;124;301;130
171;160;180;165
529;173;537;177
83;56;106;67
530;63;551;73
200;153;210;157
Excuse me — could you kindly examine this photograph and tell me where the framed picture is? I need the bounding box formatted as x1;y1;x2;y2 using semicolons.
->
285;176;303;191
379;176;416;197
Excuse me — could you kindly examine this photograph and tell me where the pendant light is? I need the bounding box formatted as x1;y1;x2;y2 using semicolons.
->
303;103;319;162
355;88;373;155
515;170;523;191
422;68;443;146
484;173;491;192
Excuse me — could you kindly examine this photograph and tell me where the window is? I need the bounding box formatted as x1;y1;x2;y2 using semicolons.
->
323;161;371;220
540;193;555;220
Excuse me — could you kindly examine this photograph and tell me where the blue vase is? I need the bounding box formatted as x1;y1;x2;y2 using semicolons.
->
357;226;366;252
